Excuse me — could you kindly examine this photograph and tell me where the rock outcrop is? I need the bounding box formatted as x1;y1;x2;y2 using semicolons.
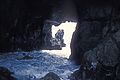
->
70;1;120;79
70;5;120;64
0;66;16;80
40;72;61;80
0;0;61;52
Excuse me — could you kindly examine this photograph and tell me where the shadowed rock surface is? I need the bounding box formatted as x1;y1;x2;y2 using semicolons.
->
40;72;61;80
70;1;120;80
0;66;16;80
0;0;61;52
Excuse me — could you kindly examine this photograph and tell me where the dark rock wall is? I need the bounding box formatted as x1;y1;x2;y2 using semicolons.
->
70;0;120;80
0;0;59;52
70;0;120;66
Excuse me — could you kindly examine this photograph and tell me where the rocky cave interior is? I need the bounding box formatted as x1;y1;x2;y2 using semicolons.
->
0;0;120;80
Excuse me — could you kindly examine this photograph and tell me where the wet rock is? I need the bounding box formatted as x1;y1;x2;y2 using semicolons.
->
17;55;33;60
16;53;33;60
70;63;120;80
0;66;16;80
40;72;61;80
69;66;96;80
69;69;82;80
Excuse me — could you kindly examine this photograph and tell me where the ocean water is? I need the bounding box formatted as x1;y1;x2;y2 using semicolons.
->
0;50;79;80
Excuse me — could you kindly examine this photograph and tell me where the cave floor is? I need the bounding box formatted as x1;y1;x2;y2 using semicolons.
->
0;51;79;80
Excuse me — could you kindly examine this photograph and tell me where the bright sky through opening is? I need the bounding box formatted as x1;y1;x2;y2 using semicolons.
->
42;21;77;58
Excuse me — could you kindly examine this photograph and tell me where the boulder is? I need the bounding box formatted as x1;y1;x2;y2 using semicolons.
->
40;72;61;80
0;66;16;80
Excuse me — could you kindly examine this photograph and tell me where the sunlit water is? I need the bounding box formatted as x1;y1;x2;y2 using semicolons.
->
0;51;79;80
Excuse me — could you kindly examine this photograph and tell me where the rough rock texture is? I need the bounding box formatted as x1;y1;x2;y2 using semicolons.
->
40;72;61;80
0;66;16;80
0;0;61;52
70;6;120;65
70;2;120;80
84;37;119;66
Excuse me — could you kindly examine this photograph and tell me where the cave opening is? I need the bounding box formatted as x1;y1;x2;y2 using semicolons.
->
42;21;77;58
42;0;78;58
